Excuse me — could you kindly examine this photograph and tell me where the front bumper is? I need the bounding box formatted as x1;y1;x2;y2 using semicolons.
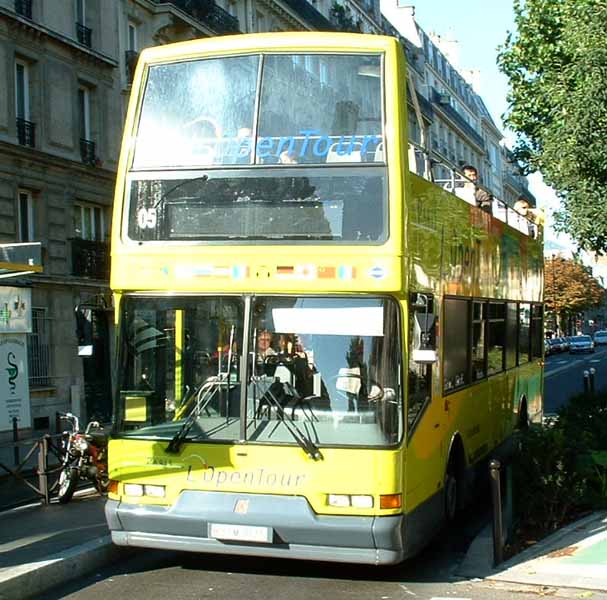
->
105;491;406;565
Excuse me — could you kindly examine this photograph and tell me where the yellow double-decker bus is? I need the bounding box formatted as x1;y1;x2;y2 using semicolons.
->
105;32;543;565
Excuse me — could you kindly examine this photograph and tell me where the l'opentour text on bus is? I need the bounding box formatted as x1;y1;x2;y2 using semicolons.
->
105;33;543;565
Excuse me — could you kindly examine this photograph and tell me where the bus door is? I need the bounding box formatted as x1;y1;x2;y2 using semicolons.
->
404;294;445;511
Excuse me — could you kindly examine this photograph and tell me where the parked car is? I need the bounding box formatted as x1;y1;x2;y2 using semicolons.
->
544;338;552;356
593;330;607;345
569;335;595;354
548;337;565;353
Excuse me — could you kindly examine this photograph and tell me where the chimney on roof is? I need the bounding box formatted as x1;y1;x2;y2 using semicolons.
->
395;2;421;48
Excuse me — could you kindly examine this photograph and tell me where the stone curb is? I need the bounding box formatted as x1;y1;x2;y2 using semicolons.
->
458;511;607;591
0;535;131;600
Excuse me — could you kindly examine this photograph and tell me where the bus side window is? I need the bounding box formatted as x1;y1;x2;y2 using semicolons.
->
407;293;435;435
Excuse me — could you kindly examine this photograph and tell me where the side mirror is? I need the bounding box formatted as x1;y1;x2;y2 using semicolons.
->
411;293;438;364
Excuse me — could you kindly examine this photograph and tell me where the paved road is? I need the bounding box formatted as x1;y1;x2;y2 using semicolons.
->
544;345;607;414
45;494;607;600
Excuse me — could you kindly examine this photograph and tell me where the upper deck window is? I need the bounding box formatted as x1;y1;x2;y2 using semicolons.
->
127;52;387;243
133;55;259;169
256;54;383;165
132;53;384;169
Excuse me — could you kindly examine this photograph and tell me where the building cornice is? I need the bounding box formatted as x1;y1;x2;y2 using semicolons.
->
0;6;117;68
0;140;116;181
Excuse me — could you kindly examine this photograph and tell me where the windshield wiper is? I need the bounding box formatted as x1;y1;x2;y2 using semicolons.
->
253;379;323;461
152;174;209;210
166;325;236;454
165;376;223;453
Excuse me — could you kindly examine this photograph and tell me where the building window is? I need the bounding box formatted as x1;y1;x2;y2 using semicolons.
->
15;59;35;147
28;308;50;387
76;0;91;47
18;189;34;241
125;21;139;84
15;0;33;20
73;202;106;241
78;86;96;164
78;86;90;140
128;21;137;51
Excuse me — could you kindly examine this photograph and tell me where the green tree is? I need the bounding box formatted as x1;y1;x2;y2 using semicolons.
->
498;0;607;253
544;256;604;333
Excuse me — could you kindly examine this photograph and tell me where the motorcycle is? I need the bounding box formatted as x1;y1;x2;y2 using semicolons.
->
56;412;109;504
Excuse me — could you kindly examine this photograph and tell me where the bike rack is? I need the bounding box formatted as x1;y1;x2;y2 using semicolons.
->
0;433;66;506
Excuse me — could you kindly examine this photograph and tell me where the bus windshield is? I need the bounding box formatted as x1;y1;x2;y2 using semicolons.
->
115;295;402;448
127;52;387;243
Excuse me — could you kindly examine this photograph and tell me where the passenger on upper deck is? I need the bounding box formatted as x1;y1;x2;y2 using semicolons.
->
514;196;545;227
455;165;492;214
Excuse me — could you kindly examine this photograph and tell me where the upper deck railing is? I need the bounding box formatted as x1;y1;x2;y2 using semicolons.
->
407;141;542;240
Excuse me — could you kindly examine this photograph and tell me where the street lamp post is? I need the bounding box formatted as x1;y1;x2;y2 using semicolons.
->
551;254;557;335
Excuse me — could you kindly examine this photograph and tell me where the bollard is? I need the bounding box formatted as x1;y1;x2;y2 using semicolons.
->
589;368;596;393
490;459;503;566
37;435;49;506
584;370;590;394
12;416;19;466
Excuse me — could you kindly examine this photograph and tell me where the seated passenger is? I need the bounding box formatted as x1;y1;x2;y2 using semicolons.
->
256;329;276;363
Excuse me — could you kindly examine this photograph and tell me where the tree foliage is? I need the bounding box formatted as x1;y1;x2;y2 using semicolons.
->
544;256;604;329
498;0;607;253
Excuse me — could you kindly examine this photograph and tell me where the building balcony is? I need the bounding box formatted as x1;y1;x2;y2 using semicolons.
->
70;238;109;280
155;0;240;35
125;50;139;84
76;22;92;47
80;138;96;165
16;118;35;147
283;0;338;31
431;88;485;151
14;0;32;19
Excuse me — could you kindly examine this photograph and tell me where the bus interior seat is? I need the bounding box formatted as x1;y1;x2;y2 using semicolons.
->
374;142;384;162
326;142;362;163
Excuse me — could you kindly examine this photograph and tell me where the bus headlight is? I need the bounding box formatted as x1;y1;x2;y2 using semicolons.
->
327;494;373;508
351;495;374;509
144;484;166;498
124;483;144;497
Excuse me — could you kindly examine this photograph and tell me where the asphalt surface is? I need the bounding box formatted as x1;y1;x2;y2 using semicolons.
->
44;488;495;600
544;344;607;414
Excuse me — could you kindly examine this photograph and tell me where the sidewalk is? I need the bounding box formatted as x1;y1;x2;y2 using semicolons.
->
0;490;127;600
459;511;607;592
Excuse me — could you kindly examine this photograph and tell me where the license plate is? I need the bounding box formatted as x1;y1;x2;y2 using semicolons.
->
209;523;272;543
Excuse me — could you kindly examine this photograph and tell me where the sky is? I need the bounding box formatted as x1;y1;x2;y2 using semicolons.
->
410;0;576;258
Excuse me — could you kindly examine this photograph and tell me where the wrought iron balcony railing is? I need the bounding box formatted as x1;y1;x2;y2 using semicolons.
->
80;138;96;165
16;118;35;147
70;238;109;280
125;50;139;84
14;0;33;19
282;0;333;31
76;22;92;47
155;0;240;35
